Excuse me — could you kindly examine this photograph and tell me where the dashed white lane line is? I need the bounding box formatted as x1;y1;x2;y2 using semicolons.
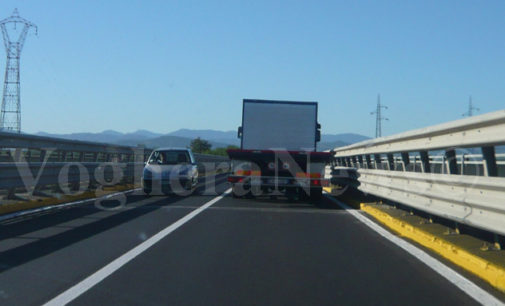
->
325;195;504;306
43;189;231;306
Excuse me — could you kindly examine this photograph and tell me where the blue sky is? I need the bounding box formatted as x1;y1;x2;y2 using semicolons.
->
1;0;505;137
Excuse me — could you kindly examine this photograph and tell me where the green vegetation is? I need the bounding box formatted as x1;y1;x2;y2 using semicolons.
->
190;137;238;156
190;137;212;153
203;145;239;156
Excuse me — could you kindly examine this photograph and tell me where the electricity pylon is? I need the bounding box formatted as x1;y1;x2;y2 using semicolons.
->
462;96;479;117
371;94;388;138
0;9;37;133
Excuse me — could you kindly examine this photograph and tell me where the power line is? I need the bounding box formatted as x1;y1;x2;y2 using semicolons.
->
0;9;37;133
370;94;388;138
462;95;479;117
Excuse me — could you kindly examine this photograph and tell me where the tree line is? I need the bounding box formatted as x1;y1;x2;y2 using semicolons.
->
190;137;238;156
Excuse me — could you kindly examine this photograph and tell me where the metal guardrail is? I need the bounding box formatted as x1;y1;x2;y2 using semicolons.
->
0;132;230;201
330;109;505;236
0;131;138;154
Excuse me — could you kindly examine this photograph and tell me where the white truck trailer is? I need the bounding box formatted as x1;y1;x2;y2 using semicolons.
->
227;99;331;199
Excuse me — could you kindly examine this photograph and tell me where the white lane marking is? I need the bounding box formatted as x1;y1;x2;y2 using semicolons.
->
43;189;231;306
325;195;504;306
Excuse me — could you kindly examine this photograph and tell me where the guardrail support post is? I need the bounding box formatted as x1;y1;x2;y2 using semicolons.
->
13;148;21;162
5;148;23;199
420;151;430;173
482;146;498;177
461;154;466;175
357;156;363;168
445;149;458;174
39;149;46;162
387;154;395;171
365;155;372;169
135;146;146;187
374;154;381;169
401;152;410;171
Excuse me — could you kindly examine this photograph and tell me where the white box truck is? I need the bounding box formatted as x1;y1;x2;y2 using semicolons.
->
227;99;331;199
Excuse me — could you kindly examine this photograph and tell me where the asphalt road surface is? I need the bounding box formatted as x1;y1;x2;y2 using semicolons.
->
0;174;500;305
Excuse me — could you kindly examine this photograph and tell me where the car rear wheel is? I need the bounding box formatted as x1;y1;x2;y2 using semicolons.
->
143;188;151;196
143;179;152;196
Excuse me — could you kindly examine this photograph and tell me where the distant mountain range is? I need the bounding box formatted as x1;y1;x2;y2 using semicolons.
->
320;133;370;144
35;129;370;150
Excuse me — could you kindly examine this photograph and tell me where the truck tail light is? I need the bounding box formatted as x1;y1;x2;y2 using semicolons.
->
236;170;261;176
296;172;321;178
228;176;246;183
236;170;251;176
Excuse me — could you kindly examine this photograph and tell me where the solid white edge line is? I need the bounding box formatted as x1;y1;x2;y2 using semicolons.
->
324;195;504;306
43;188;232;306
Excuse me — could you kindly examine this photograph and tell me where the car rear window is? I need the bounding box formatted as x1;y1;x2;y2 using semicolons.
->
148;150;190;165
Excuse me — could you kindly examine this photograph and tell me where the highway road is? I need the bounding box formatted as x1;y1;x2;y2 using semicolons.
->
0;174;502;305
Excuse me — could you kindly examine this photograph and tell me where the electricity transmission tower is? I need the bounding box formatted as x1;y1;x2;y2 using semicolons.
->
370;94;388;138
0;9;37;133
462;96;479;117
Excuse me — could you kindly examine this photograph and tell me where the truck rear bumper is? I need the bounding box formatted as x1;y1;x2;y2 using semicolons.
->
227;175;329;188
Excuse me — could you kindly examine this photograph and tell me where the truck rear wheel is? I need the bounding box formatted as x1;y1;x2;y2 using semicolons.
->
309;188;322;200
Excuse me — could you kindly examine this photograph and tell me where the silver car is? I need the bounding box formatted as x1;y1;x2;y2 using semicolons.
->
142;148;199;195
